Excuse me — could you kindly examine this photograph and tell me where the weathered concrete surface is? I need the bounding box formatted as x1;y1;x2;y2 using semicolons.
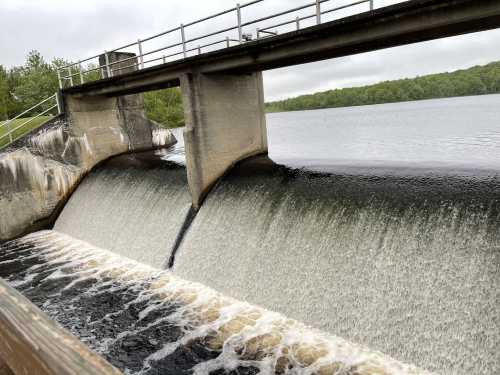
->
180;71;267;207
65;93;155;156
0;107;176;241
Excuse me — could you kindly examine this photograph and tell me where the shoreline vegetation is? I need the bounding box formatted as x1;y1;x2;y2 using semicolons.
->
266;61;500;113
2;51;499;128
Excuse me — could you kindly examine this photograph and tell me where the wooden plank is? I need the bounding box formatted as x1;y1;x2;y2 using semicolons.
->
0;359;14;375
0;278;123;375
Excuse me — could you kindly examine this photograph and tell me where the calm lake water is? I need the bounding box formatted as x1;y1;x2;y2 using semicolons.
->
266;94;500;170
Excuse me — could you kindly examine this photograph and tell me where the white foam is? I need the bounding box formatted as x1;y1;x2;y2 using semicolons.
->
152;128;175;147
5;230;434;375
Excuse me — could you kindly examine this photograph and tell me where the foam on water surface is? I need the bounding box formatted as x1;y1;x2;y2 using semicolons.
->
0;230;432;375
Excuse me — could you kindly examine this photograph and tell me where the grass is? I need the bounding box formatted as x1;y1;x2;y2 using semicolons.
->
0;116;53;150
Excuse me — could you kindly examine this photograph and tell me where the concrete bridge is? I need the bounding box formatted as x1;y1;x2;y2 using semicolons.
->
60;0;500;207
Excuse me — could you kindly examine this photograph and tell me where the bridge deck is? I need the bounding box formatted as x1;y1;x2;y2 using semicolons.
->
63;0;500;97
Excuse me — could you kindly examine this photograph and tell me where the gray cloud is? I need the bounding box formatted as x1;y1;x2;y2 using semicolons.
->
1;0;499;101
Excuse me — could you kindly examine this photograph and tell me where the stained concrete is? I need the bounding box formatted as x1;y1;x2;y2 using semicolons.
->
0;108;175;241
180;71;267;206
0;47;179;242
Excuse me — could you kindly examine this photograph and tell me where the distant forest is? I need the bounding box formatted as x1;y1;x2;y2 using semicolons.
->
266;61;500;112
2;51;499;126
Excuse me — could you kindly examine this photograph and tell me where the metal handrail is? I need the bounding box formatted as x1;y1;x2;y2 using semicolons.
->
2;94;57;124
57;0;378;88
259;0;371;32
0;93;61;147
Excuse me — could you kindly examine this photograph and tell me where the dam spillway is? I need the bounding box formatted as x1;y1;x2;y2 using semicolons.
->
18;147;497;374
1;95;499;375
0;230;431;375
54;153;192;268
173;156;500;373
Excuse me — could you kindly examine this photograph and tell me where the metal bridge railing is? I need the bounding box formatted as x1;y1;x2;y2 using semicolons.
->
0;93;61;149
57;0;378;88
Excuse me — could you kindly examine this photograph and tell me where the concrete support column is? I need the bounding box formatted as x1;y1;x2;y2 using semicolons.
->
65;94;154;161
180;71;268;207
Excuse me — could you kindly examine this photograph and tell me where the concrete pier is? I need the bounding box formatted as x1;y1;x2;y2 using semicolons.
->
180;71;268;207
0;52;176;242
65;94;154;157
65;52;160;158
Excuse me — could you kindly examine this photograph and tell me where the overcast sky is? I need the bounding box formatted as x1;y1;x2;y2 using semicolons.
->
2;0;500;101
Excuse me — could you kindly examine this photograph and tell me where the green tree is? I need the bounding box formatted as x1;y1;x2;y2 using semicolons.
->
266;61;500;112
144;88;184;128
0;65;10;120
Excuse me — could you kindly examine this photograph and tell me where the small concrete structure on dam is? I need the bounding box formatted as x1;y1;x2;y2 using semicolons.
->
1;0;500;375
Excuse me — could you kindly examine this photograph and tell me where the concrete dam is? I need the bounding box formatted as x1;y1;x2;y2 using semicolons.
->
1;118;498;374
1;1;500;374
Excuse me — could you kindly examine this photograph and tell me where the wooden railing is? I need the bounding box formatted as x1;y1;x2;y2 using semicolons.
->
0;278;122;375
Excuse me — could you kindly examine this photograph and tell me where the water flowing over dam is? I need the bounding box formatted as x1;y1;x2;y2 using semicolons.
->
36;145;498;374
54;153;192;268
0;231;431;375
1;96;500;375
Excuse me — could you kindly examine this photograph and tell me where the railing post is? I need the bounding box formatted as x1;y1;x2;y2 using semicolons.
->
104;51;112;78
315;0;321;25
56;69;63;89
226;36;230;48
55;93;62;115
8;121;12;144
256;28;260;39
181;24;187;58
78;62;84;84
237;3;243;43
370;0;374;10
68;67;74;87
296;16;300;30
198;45;202;55
163;56;166;64
138;39;144;69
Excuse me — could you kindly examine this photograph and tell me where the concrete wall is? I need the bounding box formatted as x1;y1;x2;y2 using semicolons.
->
65;93;155;157
0;94;176;241
180;71;268;207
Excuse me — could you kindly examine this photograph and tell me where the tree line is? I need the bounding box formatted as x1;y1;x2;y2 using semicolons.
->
2;51;500;125
0;50;184;128
266;61;500;112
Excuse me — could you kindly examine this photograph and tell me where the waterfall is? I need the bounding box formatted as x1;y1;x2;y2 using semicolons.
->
54;152;192;268
17;152;500;375
172;157;500;374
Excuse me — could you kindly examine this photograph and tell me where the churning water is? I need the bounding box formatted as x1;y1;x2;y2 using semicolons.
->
2;94;500;374
0;231;430;375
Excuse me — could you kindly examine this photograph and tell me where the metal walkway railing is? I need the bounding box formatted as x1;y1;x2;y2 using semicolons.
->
0;93;61;149
57;0;384;88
